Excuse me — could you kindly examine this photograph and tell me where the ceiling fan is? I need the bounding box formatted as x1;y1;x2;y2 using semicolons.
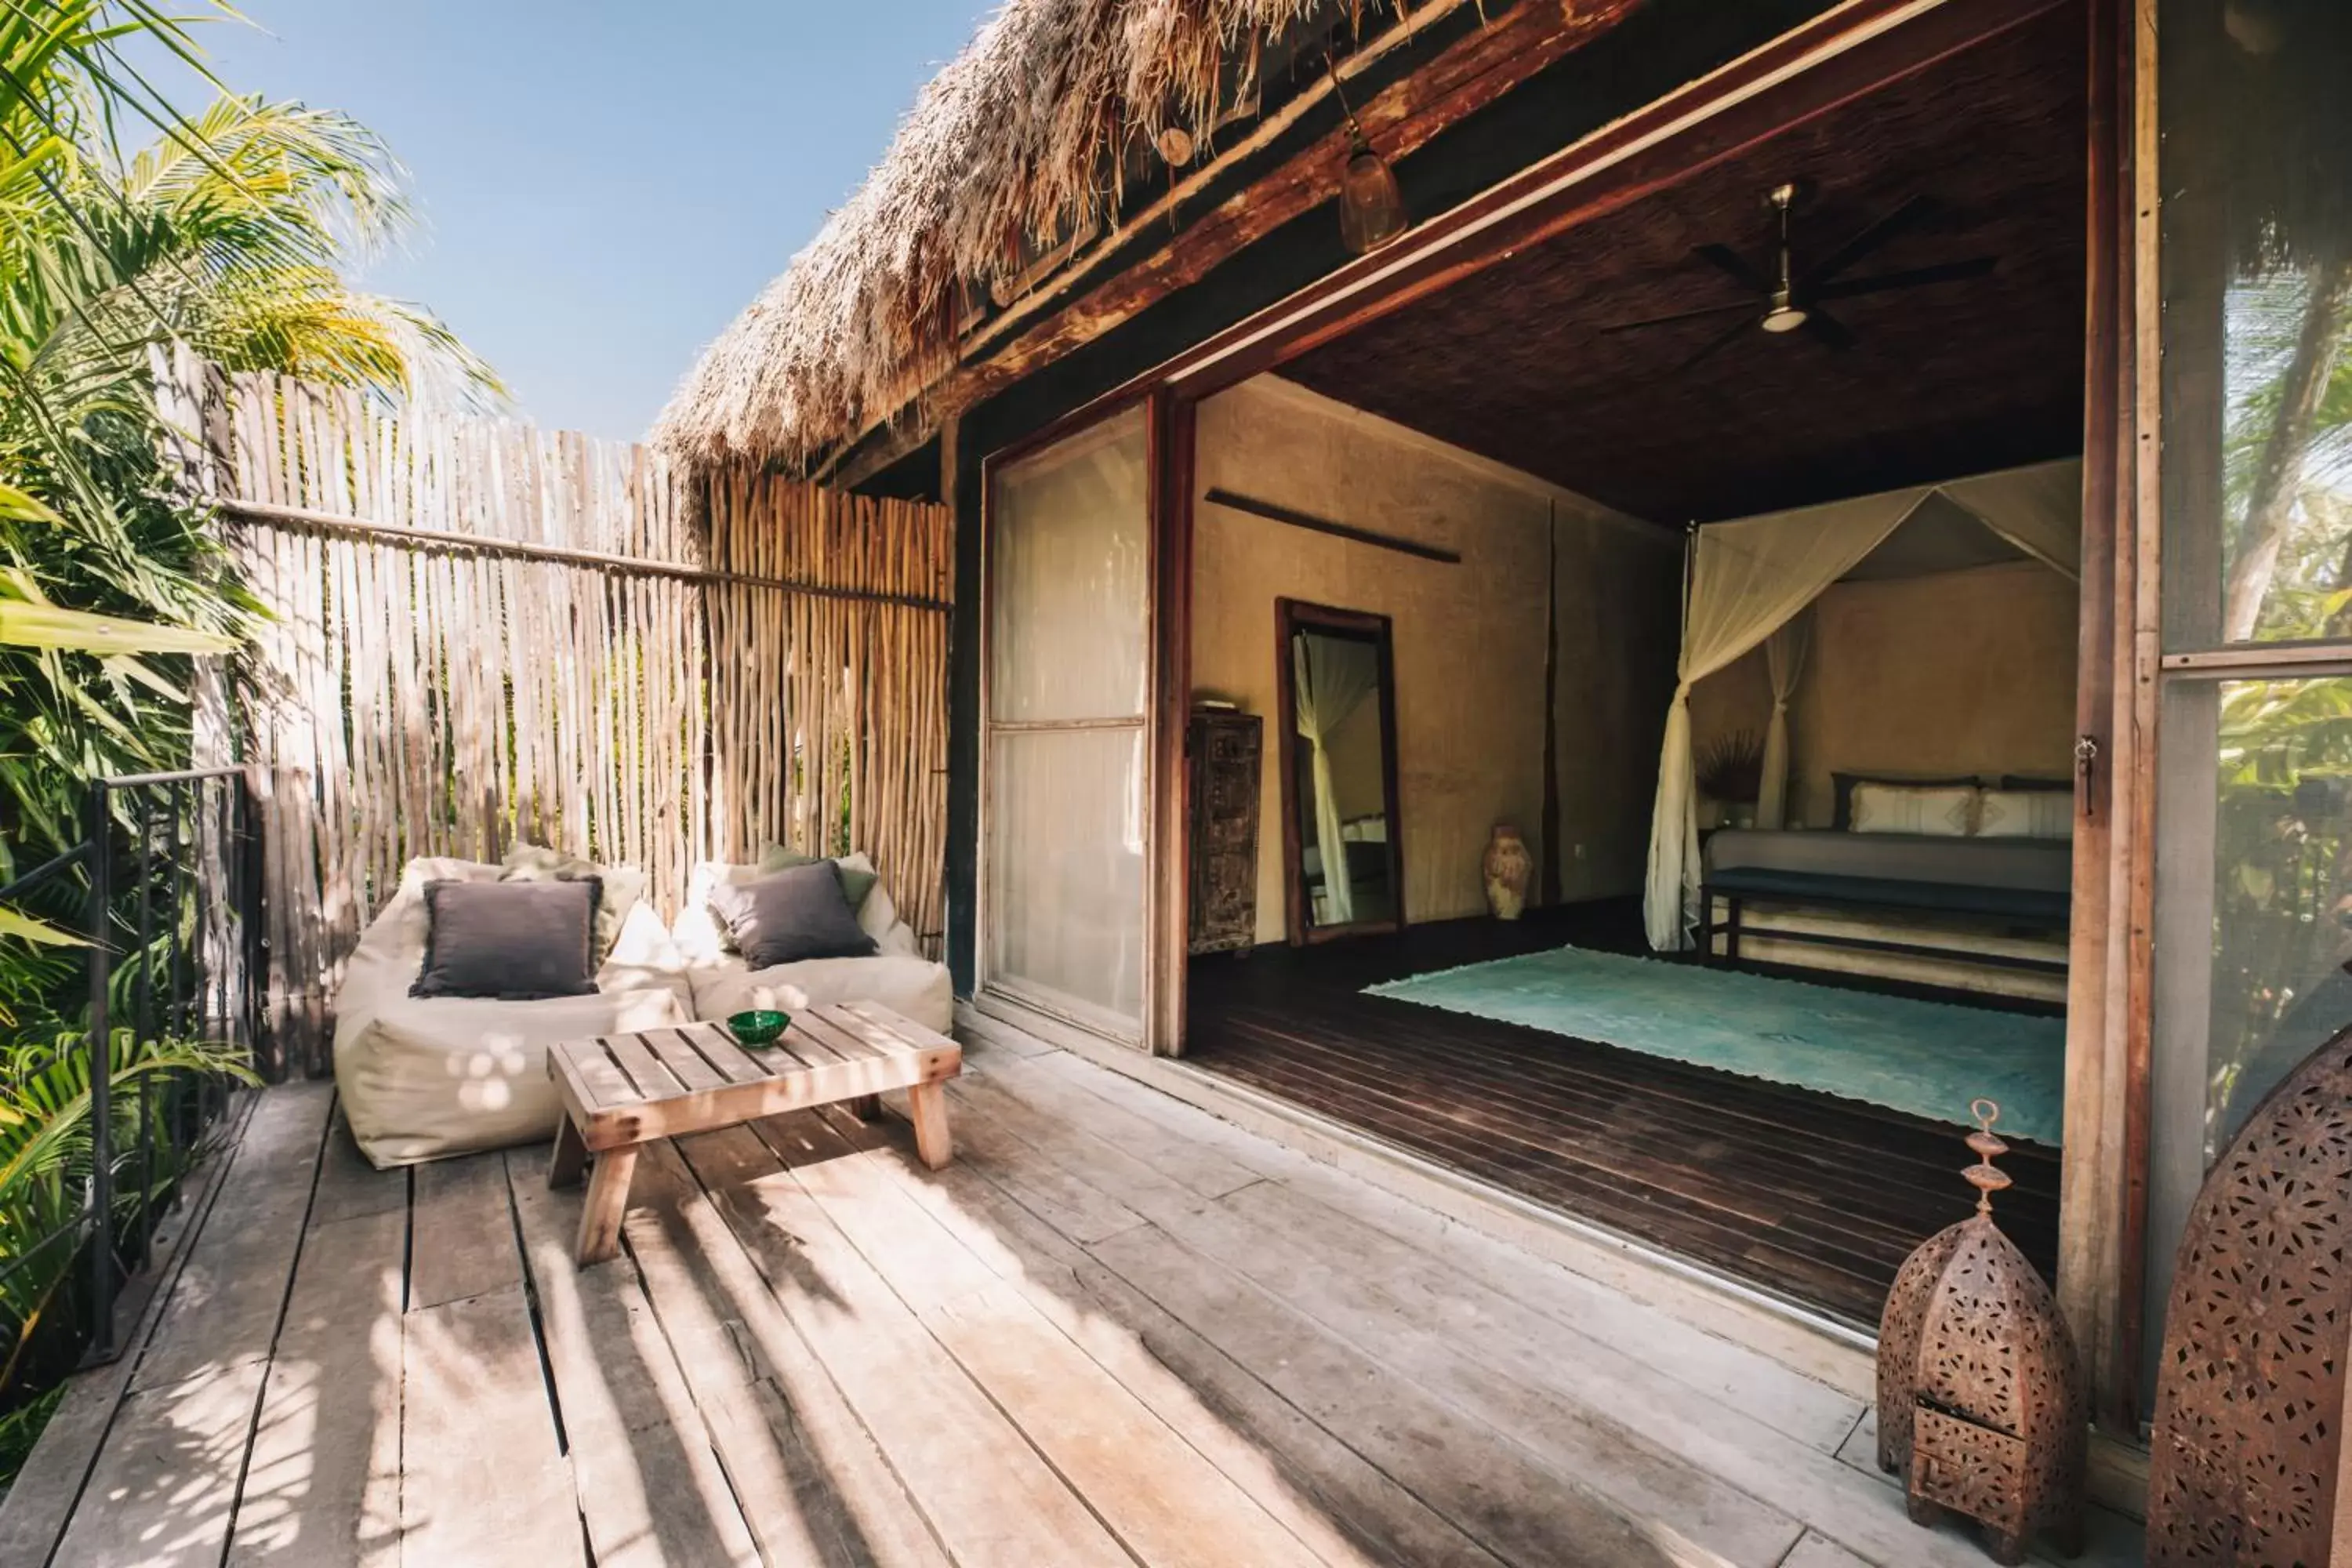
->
1602;183;2000;373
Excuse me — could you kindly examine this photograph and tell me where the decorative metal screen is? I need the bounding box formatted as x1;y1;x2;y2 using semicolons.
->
2148;1027;2352;1564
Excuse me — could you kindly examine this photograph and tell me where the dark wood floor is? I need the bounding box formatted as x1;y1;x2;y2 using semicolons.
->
1185;901;2063;1329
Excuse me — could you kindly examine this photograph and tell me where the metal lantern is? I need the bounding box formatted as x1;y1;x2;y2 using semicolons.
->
1324;53;1407;254
1878;1100;2087;1565
2147;1024;2352;1564
1338;134;1407;254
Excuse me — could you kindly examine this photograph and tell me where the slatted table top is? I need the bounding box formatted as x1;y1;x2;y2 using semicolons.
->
549;1002;961;1152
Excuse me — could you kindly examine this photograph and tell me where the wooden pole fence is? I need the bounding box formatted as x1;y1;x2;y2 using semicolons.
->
198;368;953;1075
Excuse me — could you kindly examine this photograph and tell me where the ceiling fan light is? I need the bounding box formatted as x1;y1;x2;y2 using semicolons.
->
1761;303;1809;334
1340;144;1408;254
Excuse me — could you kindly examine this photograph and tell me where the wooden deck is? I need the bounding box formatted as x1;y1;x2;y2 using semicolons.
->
1187;904;2064;1328
0;1026;2136;1567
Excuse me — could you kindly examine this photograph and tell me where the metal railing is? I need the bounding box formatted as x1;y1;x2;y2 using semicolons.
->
0;768;263;1365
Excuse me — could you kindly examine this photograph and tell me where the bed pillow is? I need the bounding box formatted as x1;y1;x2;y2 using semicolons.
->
1976;787;2073;840
1847;782;1979;837
499;843;644;964
1830;772;1980;832
706;862;879;969
411;877;601;1000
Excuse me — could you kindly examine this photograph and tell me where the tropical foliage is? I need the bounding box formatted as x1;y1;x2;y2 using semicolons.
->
0;1026;257;1403
0;0;496;1484
1;4;500;874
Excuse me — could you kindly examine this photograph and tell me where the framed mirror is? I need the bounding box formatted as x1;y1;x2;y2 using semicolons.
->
1275;599;1404;945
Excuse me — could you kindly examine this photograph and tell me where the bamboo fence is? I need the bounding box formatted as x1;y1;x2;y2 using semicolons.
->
211;369;952;1073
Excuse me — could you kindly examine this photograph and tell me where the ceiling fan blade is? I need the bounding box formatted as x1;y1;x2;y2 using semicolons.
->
1801;194;1940;287
1692;242;1771;296
1811;256;1999;300
1801;308;1858;351
1677;316;1754;375
1599;300;1759;335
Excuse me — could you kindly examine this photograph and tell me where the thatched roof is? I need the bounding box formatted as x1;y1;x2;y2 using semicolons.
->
654;0;1342;471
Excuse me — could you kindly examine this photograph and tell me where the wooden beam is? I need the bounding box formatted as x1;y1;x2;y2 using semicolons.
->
958;0;1490;365
1165;0;2074;399
1206;488;1461;564
869;0;1643;448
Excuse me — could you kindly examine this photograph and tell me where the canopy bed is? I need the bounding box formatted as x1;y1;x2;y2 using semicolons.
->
1642;458;2085;982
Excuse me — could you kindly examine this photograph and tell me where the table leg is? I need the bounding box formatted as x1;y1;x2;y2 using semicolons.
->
847;1094;883;1121
575;1145;639;1266
906;1080;952;1170
548;1115;588;1190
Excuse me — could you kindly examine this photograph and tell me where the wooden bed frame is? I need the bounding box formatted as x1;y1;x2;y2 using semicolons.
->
1700;867;2072;978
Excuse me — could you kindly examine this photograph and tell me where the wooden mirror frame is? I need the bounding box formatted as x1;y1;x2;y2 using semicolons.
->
1274;598;1405;946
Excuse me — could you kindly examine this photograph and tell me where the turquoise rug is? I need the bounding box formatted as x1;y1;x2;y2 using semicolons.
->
1366;946;2065;1145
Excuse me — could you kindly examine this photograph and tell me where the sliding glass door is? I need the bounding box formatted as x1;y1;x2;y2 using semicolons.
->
982;406;1152;1040
2143;0;2352;1393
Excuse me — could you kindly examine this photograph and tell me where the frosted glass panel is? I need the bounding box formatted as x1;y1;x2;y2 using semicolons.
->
989;406;1150;724
987;728;1147;1029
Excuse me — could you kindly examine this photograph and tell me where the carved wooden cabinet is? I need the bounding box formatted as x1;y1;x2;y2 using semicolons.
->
1188;709;1262;955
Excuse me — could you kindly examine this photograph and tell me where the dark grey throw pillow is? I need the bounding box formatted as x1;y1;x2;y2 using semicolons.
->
411;877;601;1000
706;862;877;969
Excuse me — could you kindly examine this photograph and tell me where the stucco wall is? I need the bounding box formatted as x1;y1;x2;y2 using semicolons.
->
1192;377;1678;942
1690;559;2078;827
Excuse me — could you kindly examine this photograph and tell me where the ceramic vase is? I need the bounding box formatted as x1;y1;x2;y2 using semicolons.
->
1482;825;1533;920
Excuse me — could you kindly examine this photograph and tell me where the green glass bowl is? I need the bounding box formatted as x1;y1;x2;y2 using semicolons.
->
727;1008;789;1046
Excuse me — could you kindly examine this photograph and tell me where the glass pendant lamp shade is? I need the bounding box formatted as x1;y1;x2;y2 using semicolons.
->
1339;137;1407;253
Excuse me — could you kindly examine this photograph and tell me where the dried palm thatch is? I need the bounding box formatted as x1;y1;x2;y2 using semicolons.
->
655;0;1359;471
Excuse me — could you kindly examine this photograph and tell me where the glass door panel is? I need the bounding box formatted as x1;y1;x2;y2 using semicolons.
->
984;406;1151;1038
2147;0;2352;1390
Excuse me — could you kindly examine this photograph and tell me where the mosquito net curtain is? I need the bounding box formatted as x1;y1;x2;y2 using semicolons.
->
1641;458;2082;951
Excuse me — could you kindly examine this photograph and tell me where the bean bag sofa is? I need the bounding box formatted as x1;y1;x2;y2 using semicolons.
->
334;856;693;1168
673;851;953;1034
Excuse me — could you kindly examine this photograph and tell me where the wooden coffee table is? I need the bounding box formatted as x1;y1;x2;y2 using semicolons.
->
546;1000;962;1265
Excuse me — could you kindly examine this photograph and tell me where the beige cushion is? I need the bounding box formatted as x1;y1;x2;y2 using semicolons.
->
333;861;692;1167
1976;787;2072;840
1849;782;1978;837
500;842;646;963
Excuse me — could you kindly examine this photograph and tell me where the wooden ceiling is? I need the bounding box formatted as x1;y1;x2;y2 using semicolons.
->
1283;4;2090;524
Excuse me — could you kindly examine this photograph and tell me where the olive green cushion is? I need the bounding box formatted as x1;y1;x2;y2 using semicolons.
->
500;843;644;964
756;844;877;913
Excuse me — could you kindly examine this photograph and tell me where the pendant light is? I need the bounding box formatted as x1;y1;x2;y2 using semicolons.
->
1327;56;1406;253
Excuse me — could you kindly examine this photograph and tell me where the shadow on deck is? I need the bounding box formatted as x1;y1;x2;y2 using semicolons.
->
0;1028;2142;1567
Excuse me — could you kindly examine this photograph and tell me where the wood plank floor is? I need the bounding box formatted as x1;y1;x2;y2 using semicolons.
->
1185;902;2065;1328
0;1026;2133;1567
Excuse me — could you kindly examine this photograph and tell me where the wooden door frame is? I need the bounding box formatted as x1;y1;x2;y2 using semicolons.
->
1272;601;1409;948
985;0;2085;1057
2050;0;2143;1435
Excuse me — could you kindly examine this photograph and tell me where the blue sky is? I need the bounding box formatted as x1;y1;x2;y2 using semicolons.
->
190;1;996;439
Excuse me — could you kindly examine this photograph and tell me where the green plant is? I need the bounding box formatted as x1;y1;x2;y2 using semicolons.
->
1695;728;1766;805
0;1025;256;1407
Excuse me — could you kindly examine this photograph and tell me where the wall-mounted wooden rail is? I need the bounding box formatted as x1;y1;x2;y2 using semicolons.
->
220;497;953;612
1204;488;1461;564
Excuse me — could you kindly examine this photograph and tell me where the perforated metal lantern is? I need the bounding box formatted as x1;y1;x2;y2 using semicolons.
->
1878;1101;2087;1565
2147;1025;2352;1564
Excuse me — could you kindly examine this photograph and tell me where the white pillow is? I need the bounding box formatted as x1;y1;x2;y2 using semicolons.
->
1976;788;2072;840
1849;782;1978;837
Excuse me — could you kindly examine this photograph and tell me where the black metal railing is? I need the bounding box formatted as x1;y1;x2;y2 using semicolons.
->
0;768;263;1367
